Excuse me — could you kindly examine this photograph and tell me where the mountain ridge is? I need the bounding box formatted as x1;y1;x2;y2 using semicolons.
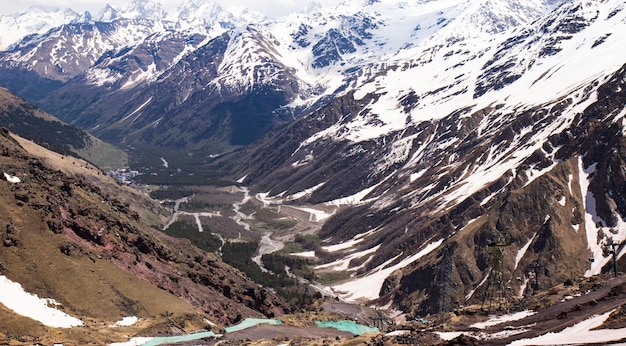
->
0;0;569;154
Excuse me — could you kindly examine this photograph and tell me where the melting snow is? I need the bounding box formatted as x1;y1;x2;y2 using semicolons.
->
325;182;382;206
0;275;83;328
119;97;153;123
292;251;316;258
332;239;443;301
3;172;20;183
438;309;626;344
287;206;334;222
465;271;490;301
315;245;380;271
236;175;247;184
579;156;626;276
514;232;537;271
519;276;531;297
470;310;536;329
508;309;626;346
110;316;140;327
322;236;364;252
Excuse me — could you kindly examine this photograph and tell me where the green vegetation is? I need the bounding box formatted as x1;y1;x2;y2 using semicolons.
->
262;253;315;282
294;234;322;251
178;200;231;214
315;271;352;285
1;104;89;155
221;242;290;287
279;241;306;254
221;242;317;306
253;208;298;231
127;144;235;186
73;138;127;170
162;221;222;253
149;187;194;200
238;200;257;216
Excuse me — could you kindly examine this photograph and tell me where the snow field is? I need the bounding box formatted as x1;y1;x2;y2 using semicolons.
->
0;275;84;328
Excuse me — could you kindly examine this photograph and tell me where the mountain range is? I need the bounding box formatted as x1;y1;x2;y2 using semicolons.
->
1;0;626;328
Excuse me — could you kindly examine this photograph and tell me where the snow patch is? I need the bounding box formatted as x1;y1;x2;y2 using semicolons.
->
3;172;20;183
287;206;334;222
110;316;140;327
332;239;444;301
325;182;382;206
119;97;153;123
315;245;380;271
508;309;626;346
470;310;536;329
514;232;537;271
465;272;490;301
0;275;83;328
292;251;316;258
579;156;626;276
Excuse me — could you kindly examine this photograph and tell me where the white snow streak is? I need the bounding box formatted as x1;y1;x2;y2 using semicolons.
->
465;271;490;301
514;232;537;271
579;156;626;276
332;239;443;301
315;245;380;271
470;310;536;329
110;316;140;327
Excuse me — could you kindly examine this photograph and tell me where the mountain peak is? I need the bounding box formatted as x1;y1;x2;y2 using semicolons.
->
95;4;119;22
0;5;89;50
177;0;223;21
119;0;168;21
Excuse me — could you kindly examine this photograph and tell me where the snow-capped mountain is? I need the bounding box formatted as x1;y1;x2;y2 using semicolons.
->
0;0;263;52
2;0;626;315
0;0;569;152
0;6;90;50
226;0;626;312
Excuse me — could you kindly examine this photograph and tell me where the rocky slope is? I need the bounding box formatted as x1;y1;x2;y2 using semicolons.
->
0;127;288;344
218;0;626;316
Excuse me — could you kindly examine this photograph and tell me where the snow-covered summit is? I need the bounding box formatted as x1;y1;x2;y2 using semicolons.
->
96;4;119;22
0;6;89;50
116;0;169;21
0;0;263;51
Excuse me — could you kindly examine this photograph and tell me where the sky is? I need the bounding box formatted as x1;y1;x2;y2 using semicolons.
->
0;0;339;18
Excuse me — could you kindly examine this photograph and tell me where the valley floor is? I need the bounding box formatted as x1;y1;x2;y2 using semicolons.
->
123;184;626;344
